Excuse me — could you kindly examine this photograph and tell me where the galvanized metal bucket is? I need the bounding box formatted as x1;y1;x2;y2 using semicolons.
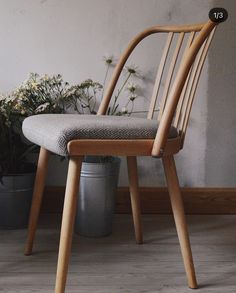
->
0;173;35;229
75;156;121;237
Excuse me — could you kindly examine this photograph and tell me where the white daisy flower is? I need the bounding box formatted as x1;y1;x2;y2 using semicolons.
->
121;107;128;114
126;82;137;93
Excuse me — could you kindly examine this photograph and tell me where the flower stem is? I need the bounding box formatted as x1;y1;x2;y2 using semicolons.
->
111;72;131;115
101;64;110;100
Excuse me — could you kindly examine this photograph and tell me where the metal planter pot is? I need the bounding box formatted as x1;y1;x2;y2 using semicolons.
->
75;156;121;237
0;172;35;229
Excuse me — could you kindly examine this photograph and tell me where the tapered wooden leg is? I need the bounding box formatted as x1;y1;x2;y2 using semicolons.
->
162;155;197;289
24;147;50;256
55;156;83;293
127;156;143;244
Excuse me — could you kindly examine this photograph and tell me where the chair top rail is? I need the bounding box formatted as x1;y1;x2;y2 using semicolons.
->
96;10;227;157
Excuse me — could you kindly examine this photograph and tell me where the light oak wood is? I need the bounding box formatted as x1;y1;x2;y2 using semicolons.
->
180;28;216;143
148;32;174;119
24;18;222;293
97;23;205;116
96;21;217;158
176;41;205;132
158;32;185;120
68;137;181;157
24;147;50;256
64;20;218;291
162;155;197;289
127;156;143;244
152;20;216;156
180;43;206;136
55;156;83;293
173;31;195;127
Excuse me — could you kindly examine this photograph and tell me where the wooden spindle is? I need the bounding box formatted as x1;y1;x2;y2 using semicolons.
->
181;28;216;139
148;32;174;119
174;32;195;127
157;32;185;121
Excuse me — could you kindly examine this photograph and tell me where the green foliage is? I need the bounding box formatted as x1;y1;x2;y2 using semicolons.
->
0;95;32;175
64;79;102;114
68;58;142;116
0;73;70;176
0;58;143;175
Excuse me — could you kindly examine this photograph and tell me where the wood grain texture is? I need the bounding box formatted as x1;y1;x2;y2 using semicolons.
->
162;155;197;288
148;32;174;119
55;156;83;293
68;137;181;157
181;28;216;143
42;186;236;214
158;32;185;120
152;20;216;156
1;214;236;292
126;156;143;244
22;18;222;293
25;147;50;256
97;23;205;116
69;21;217;159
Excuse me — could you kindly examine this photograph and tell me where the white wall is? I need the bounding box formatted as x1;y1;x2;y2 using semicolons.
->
0;0;235;187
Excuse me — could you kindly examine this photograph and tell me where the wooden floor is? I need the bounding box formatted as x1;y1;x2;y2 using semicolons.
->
1;214;236;292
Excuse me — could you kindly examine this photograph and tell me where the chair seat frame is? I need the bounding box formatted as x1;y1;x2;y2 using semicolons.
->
68;136;182;157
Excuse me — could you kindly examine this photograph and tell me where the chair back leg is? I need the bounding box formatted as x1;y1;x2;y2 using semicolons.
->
25;147;50;256
55;156;83;293
162;155;197;289
127;156;143;244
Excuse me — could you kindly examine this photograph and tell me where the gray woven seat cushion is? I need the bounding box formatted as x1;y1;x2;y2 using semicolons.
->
22;114;178;156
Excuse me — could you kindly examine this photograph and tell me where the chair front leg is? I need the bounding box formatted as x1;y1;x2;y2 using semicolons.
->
25;147;50;256
55;156;83;293
127;156;143;244
162;155;197;289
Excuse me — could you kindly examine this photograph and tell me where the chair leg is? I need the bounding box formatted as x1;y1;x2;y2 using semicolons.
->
55;156;83;293
24;147;50;256
127;156;143;244
162;155;197;289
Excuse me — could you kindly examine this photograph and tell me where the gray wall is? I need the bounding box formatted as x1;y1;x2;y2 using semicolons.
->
0;0;235;187
206;0;236;187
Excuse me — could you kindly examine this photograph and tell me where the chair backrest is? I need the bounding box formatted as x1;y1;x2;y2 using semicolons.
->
97;19;220;156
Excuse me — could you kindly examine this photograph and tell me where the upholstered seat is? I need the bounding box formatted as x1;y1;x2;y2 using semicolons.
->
22;114;178;156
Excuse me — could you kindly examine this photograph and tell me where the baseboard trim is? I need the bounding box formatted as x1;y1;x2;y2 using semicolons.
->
42;186;236;214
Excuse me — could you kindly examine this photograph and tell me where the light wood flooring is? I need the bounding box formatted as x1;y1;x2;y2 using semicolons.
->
1;215;236;292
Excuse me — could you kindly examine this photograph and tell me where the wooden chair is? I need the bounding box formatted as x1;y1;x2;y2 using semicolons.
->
23;16;224;293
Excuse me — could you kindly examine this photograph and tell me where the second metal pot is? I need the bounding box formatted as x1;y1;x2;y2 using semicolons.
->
75;156;121;237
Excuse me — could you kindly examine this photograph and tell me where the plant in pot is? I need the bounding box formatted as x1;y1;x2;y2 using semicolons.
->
65;57;143;237
0;73;71;229
0;63;142;234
